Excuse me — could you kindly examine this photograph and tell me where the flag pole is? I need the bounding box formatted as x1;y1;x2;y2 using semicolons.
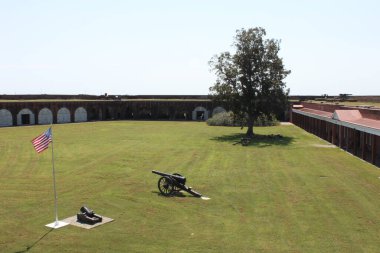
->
50;127;59;225
45;125;68;229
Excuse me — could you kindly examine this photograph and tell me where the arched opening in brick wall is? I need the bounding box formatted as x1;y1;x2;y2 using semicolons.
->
17;108;35;125
192;106;208;120
57;107;71;123
38;108;53;125
212;106;226;116
0;109;13;127
74;107;87;122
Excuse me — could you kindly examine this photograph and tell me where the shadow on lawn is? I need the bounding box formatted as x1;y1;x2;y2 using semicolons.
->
151;191;198;198
14;228;53;253
210;133;294;148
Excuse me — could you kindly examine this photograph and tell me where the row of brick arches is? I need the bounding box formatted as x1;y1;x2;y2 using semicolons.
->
0;99;228;127
0;107;87;127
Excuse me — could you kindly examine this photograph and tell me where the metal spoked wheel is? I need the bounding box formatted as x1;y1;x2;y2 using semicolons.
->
158;176;174;196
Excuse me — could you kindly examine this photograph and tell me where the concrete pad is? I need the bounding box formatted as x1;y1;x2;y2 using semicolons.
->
45;220;69;229
62;215;114;229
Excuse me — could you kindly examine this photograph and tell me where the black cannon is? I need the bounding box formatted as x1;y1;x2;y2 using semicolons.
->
77;206;103;225
152;170;202;198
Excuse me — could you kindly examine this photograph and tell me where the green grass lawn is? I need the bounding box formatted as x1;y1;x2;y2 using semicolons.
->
1;121;380;252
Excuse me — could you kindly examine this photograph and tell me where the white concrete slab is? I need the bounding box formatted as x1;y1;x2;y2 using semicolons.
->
45;220;69;229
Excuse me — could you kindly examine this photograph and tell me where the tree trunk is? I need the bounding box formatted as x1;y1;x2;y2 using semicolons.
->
246;119;254;138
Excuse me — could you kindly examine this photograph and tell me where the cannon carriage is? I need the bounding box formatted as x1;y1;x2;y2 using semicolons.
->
152;170;202;198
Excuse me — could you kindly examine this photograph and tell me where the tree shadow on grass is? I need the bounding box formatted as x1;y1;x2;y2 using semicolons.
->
14;228;53;253
210;133;294;148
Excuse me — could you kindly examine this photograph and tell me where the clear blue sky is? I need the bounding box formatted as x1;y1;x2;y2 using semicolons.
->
0;0;379;95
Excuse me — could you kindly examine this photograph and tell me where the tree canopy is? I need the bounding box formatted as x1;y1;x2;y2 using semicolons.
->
209;27;290;137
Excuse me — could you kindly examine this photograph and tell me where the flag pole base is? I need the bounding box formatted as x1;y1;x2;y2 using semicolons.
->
45;220;69;229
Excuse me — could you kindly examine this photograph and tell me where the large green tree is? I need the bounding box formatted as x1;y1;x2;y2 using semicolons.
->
209;27;290;137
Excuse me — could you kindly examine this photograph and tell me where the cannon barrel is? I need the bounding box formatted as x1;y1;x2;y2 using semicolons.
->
80;206;94;216
152;170;186;181
152;170;170;177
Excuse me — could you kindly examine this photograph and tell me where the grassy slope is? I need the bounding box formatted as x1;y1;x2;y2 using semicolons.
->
0;121;380;253
305;100;380;108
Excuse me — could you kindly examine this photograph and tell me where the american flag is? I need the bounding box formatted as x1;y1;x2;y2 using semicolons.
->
32;128;52;153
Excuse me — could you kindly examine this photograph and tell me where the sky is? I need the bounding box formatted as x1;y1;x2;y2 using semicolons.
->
0;0;379;96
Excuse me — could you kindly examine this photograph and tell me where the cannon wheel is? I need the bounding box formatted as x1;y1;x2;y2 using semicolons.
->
172;173;183;192
158;176;174;196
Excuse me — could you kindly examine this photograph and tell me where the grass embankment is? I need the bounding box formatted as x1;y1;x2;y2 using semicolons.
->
1;121;380;252
305;100;380;108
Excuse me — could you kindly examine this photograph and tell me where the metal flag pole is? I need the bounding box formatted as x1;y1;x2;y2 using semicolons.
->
45;126;68;229
50;127;59;225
